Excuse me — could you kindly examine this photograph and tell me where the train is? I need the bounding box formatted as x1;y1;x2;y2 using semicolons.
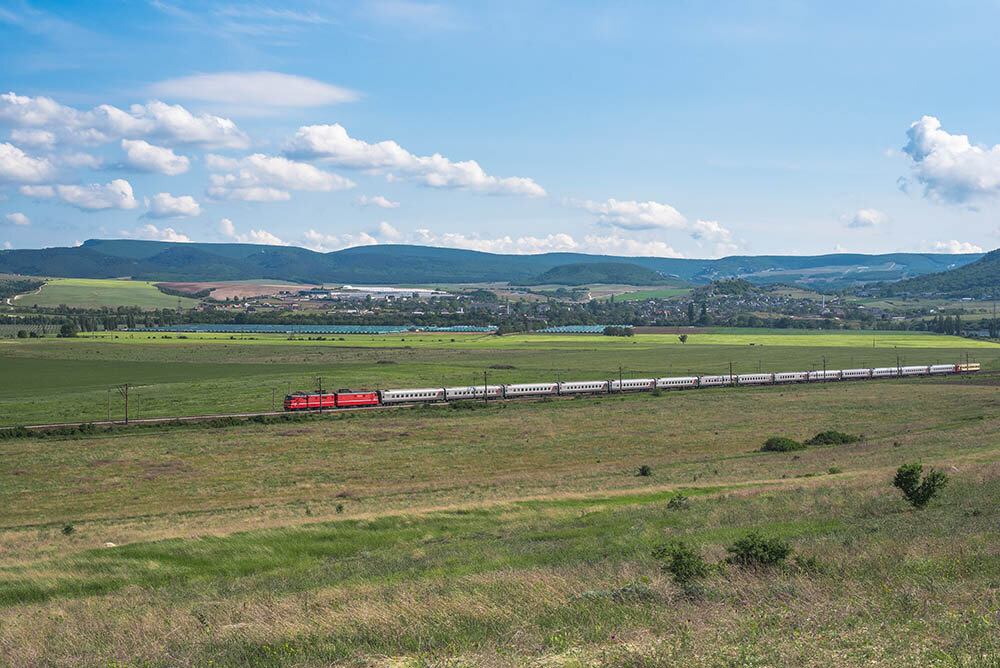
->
283;362;980;411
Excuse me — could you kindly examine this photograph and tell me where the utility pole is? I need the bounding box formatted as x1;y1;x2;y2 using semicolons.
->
116;383;129;424
107;388;111;424
619;365;623;392
823;357;826;383
483;370;488;404
272;387;275;411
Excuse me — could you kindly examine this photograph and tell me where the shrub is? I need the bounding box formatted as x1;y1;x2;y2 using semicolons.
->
726;531;792;567
828;466;843;474
653;540;708;584
666;492;690;510
893;462;948;509
805;430;860;446
16;329;28;338
58;322;78;338
61;524;75;535
637;464;653;477
760;436;805;452
650;387;663;397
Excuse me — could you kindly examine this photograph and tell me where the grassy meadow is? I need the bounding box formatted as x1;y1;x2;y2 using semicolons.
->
0;330;997;425
12;278;200;310
0;374;998;666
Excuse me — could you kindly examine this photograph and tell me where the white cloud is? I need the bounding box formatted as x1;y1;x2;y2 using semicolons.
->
123;224;191;242
56;179;139;211
206;153;354;201
149;71;358;107
844;208;888;228
377;221;402;239
580;234;684;258
2;241;10;249
18;184;54;198
5;212;30;226
0;142;54;183
122;139;190;175
574;197;736;256
147;192;201;218
357;194;400;209
932;240;983;254
284;123;545;197
902;116;1000;204
302;228;379;252
59;152;101;169
10;128;55;149
219;217;286;245
576;198;687;231
0;92;250;149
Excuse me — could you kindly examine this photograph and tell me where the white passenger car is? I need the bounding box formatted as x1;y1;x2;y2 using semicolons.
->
774;371;808;383
736;373;773;386
610;378;655;392
444;385;503;400
558;380;609;395
380;387;445;403
840;368;872;380
503;383;559;397
698;375;735;387
808;370;841;381
929;364;956;374
872;367;901;378
900;365;929;376
656;376;699;390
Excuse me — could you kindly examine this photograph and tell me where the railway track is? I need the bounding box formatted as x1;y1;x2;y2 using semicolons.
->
1;368;993;433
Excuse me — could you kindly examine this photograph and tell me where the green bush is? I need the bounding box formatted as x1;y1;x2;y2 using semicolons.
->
725;531;792;567
760;436;805;452
805;430;860;446
652;540;708;584
637;464;653;477
893;462;948;509
666;492;690;510
16;329;28;338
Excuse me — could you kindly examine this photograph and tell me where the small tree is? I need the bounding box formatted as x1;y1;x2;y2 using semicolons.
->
893;462;948;509
16;329;28;338
59;322;78;338
726;531;792;567
678;334;688;344
653;540;708;584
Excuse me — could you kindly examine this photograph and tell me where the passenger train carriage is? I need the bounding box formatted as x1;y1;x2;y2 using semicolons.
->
283;362;980;411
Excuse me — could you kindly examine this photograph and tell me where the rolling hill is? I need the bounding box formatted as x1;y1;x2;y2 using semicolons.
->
532;262;674;285
0;239;984;287
879;247;1000;296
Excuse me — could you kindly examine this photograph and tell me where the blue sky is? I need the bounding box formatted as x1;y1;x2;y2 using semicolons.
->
1;0;999;258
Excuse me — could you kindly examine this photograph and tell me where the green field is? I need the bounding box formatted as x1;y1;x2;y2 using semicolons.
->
1;330;996;425
609;287;692;300
13;278;200;310
0;374;998;666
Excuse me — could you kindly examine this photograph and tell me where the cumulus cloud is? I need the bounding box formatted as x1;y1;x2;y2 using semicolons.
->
18;184;54;198
149;71;358;107
284;123;545;197
59;152;102;169
122;139;190;175
147;192;201;218
377;221;402;239
356;194;400;209
844;208;888;228
576;198;687;231
302;228;379;252
0;142;54;183
5;212;31;226
206;153;354;201
574;197;736;256
933;239;983;254
54;179;139;211
0;92;250;149
902;116;1000;204
123;224;191;242
219;218;287;245
10;128;55;149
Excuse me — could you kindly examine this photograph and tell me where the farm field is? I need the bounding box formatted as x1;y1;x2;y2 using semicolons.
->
14;278;200;310
1;330;997;425
604;287;692;301
0;376;998;666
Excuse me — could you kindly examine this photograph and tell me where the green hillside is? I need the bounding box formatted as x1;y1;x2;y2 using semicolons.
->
880;248;1000;296
0;239;984;287
533;262;671;285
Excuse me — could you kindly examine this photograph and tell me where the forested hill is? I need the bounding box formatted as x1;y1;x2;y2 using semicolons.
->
533;262;675;285
880;248;1000;296
0;239;984;287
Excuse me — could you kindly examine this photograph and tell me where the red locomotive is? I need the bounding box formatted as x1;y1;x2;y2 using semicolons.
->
283;390;379;411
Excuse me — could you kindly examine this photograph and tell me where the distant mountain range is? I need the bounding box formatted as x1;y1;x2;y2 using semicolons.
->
0;239;985;288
